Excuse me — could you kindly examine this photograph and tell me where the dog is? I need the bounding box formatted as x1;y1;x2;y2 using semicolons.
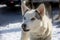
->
21;1;52;40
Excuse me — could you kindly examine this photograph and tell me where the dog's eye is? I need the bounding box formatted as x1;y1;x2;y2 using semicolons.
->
24;17;26;20
31;18;35;21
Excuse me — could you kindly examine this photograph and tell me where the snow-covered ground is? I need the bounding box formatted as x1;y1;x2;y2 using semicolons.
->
0;22;60;40
0;23;22;40
52;26;60;40
52;9;60;40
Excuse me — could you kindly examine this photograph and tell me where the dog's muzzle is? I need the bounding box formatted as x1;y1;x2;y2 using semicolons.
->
21;24;30;32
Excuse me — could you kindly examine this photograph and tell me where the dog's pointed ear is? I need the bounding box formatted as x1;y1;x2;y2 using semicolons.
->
21;1;30;15
36;4;46;16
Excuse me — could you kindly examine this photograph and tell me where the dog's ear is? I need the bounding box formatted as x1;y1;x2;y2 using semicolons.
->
21;1;30;15
36;4;46;16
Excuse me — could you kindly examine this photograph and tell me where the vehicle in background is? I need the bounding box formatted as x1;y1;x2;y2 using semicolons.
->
0;0;21;7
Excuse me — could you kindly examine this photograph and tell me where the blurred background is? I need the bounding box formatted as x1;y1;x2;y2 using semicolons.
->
0;0;60;40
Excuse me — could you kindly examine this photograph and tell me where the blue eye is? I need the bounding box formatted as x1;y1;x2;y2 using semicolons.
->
24;17;26;20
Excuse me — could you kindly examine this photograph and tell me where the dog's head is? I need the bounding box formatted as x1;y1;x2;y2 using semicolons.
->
21;3;46;32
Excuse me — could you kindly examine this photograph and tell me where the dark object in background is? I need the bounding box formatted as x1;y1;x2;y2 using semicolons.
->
0;0;21;7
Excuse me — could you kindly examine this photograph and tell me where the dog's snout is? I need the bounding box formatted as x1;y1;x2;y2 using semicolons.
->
21;24;30;32
22;24;27;28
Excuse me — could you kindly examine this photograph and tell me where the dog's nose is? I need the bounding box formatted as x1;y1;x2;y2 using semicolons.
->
22;24;27;29
21;24;30;32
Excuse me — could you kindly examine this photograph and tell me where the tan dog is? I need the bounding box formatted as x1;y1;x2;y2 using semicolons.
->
21;1;52;40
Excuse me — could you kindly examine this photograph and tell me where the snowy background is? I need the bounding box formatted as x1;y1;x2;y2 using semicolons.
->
0;5;60;40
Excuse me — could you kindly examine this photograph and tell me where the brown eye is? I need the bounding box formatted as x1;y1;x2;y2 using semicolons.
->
31;18;35;21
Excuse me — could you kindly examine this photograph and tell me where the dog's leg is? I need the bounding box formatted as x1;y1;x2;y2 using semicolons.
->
21;31;30;40
44;34;52;40
45;20;52;40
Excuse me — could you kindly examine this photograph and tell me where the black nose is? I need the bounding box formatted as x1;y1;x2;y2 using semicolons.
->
21;24;30;32
22;24;26;29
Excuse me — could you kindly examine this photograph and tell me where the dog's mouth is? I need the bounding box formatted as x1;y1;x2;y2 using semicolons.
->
23;29;30;32
22;28;30;32
22;24;30;32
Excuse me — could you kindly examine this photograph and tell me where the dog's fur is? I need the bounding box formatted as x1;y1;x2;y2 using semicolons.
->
21;1;52;40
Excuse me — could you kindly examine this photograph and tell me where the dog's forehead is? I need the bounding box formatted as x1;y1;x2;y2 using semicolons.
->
24;10;36;18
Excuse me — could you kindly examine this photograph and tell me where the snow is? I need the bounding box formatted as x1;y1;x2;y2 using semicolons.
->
52;26;60;40
0;22;22;30
0;22;60;40
0;23;22;40
1;32;22;40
